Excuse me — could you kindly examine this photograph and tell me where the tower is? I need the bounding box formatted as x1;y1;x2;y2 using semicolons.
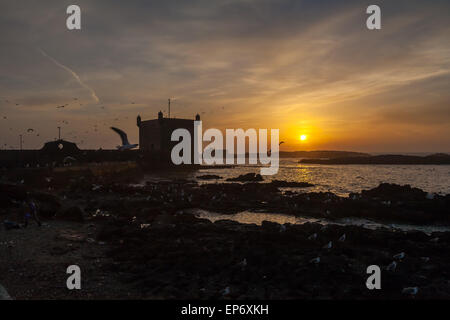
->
137;115;141;127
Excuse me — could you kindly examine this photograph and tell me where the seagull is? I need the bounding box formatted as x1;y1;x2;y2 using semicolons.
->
309;257;321;264
238;258;247;268
308;233;318;241
393;252;405;260
323;241;332;249
402;287;418;295
63;156;77;164
110;127;138;150
338;234;346;242
222;286;230;296
386;261;397;272
426;192;435;200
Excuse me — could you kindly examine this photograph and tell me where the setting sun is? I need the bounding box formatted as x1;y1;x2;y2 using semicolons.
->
300;134;307;141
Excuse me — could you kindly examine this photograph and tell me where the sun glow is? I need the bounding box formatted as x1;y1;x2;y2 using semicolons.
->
300;134;307;141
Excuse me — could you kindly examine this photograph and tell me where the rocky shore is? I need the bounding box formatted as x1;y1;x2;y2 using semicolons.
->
0;170;449;299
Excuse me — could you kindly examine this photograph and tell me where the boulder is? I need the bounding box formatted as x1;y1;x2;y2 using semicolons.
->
226;173;263;182
56;206;85;222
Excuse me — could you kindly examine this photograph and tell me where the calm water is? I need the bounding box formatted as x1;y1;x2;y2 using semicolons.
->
141;160;450;232
144;159;450;196
191;209;450;234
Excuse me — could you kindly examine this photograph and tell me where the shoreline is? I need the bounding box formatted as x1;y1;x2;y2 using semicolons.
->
1;170;449;299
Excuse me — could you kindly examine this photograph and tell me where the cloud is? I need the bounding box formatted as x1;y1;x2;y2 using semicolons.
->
0;0;449;151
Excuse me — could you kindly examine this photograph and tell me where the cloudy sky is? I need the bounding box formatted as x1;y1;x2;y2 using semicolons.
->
1;0;449;152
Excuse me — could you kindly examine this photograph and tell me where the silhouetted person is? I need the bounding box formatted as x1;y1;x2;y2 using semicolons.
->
22;198;41;227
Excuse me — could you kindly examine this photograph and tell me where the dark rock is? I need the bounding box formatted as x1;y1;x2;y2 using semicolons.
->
226;173;263;182
197;175;222;180
269;180;314;188
360;183;427;201
56;206;85;222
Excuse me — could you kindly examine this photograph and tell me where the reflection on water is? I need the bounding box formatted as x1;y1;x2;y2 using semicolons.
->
188;159;450;196
191;209;450;235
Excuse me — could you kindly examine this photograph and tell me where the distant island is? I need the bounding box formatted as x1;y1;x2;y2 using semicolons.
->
216;150;370;159
280;150;369;159
299;153;450;165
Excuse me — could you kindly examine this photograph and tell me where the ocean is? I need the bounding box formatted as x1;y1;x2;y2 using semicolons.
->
144;159;450;196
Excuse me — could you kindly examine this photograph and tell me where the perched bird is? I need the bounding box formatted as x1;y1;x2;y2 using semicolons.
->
63;156;77;164
238;258;247;268
425;192;435;200
338;234;346;242
386;261;397;272
308;233;318;241
309;257;321;264
0;284;12;300
110;127;139;150
393;252;405;260
222;286;230;296
402;287;418;295
323;241;333;249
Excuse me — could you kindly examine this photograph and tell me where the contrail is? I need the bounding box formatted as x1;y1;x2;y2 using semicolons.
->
38;48;100;103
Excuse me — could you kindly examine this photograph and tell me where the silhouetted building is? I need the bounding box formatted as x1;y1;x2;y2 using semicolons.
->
40;139;81;156
137;112;199;160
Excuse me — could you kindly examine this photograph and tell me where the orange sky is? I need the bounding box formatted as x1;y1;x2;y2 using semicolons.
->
1;0;449;153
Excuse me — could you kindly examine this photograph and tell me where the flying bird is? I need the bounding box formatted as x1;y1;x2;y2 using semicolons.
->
309;257;321;264
393;252;405;260
386;261;397;272
110;127;138;150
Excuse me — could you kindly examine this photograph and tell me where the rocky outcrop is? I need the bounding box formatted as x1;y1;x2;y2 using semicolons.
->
226;173;263;182
101;212;450;299
197;175;223;180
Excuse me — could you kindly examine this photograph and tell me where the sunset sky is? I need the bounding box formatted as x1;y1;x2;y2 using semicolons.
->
1;0;449;152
